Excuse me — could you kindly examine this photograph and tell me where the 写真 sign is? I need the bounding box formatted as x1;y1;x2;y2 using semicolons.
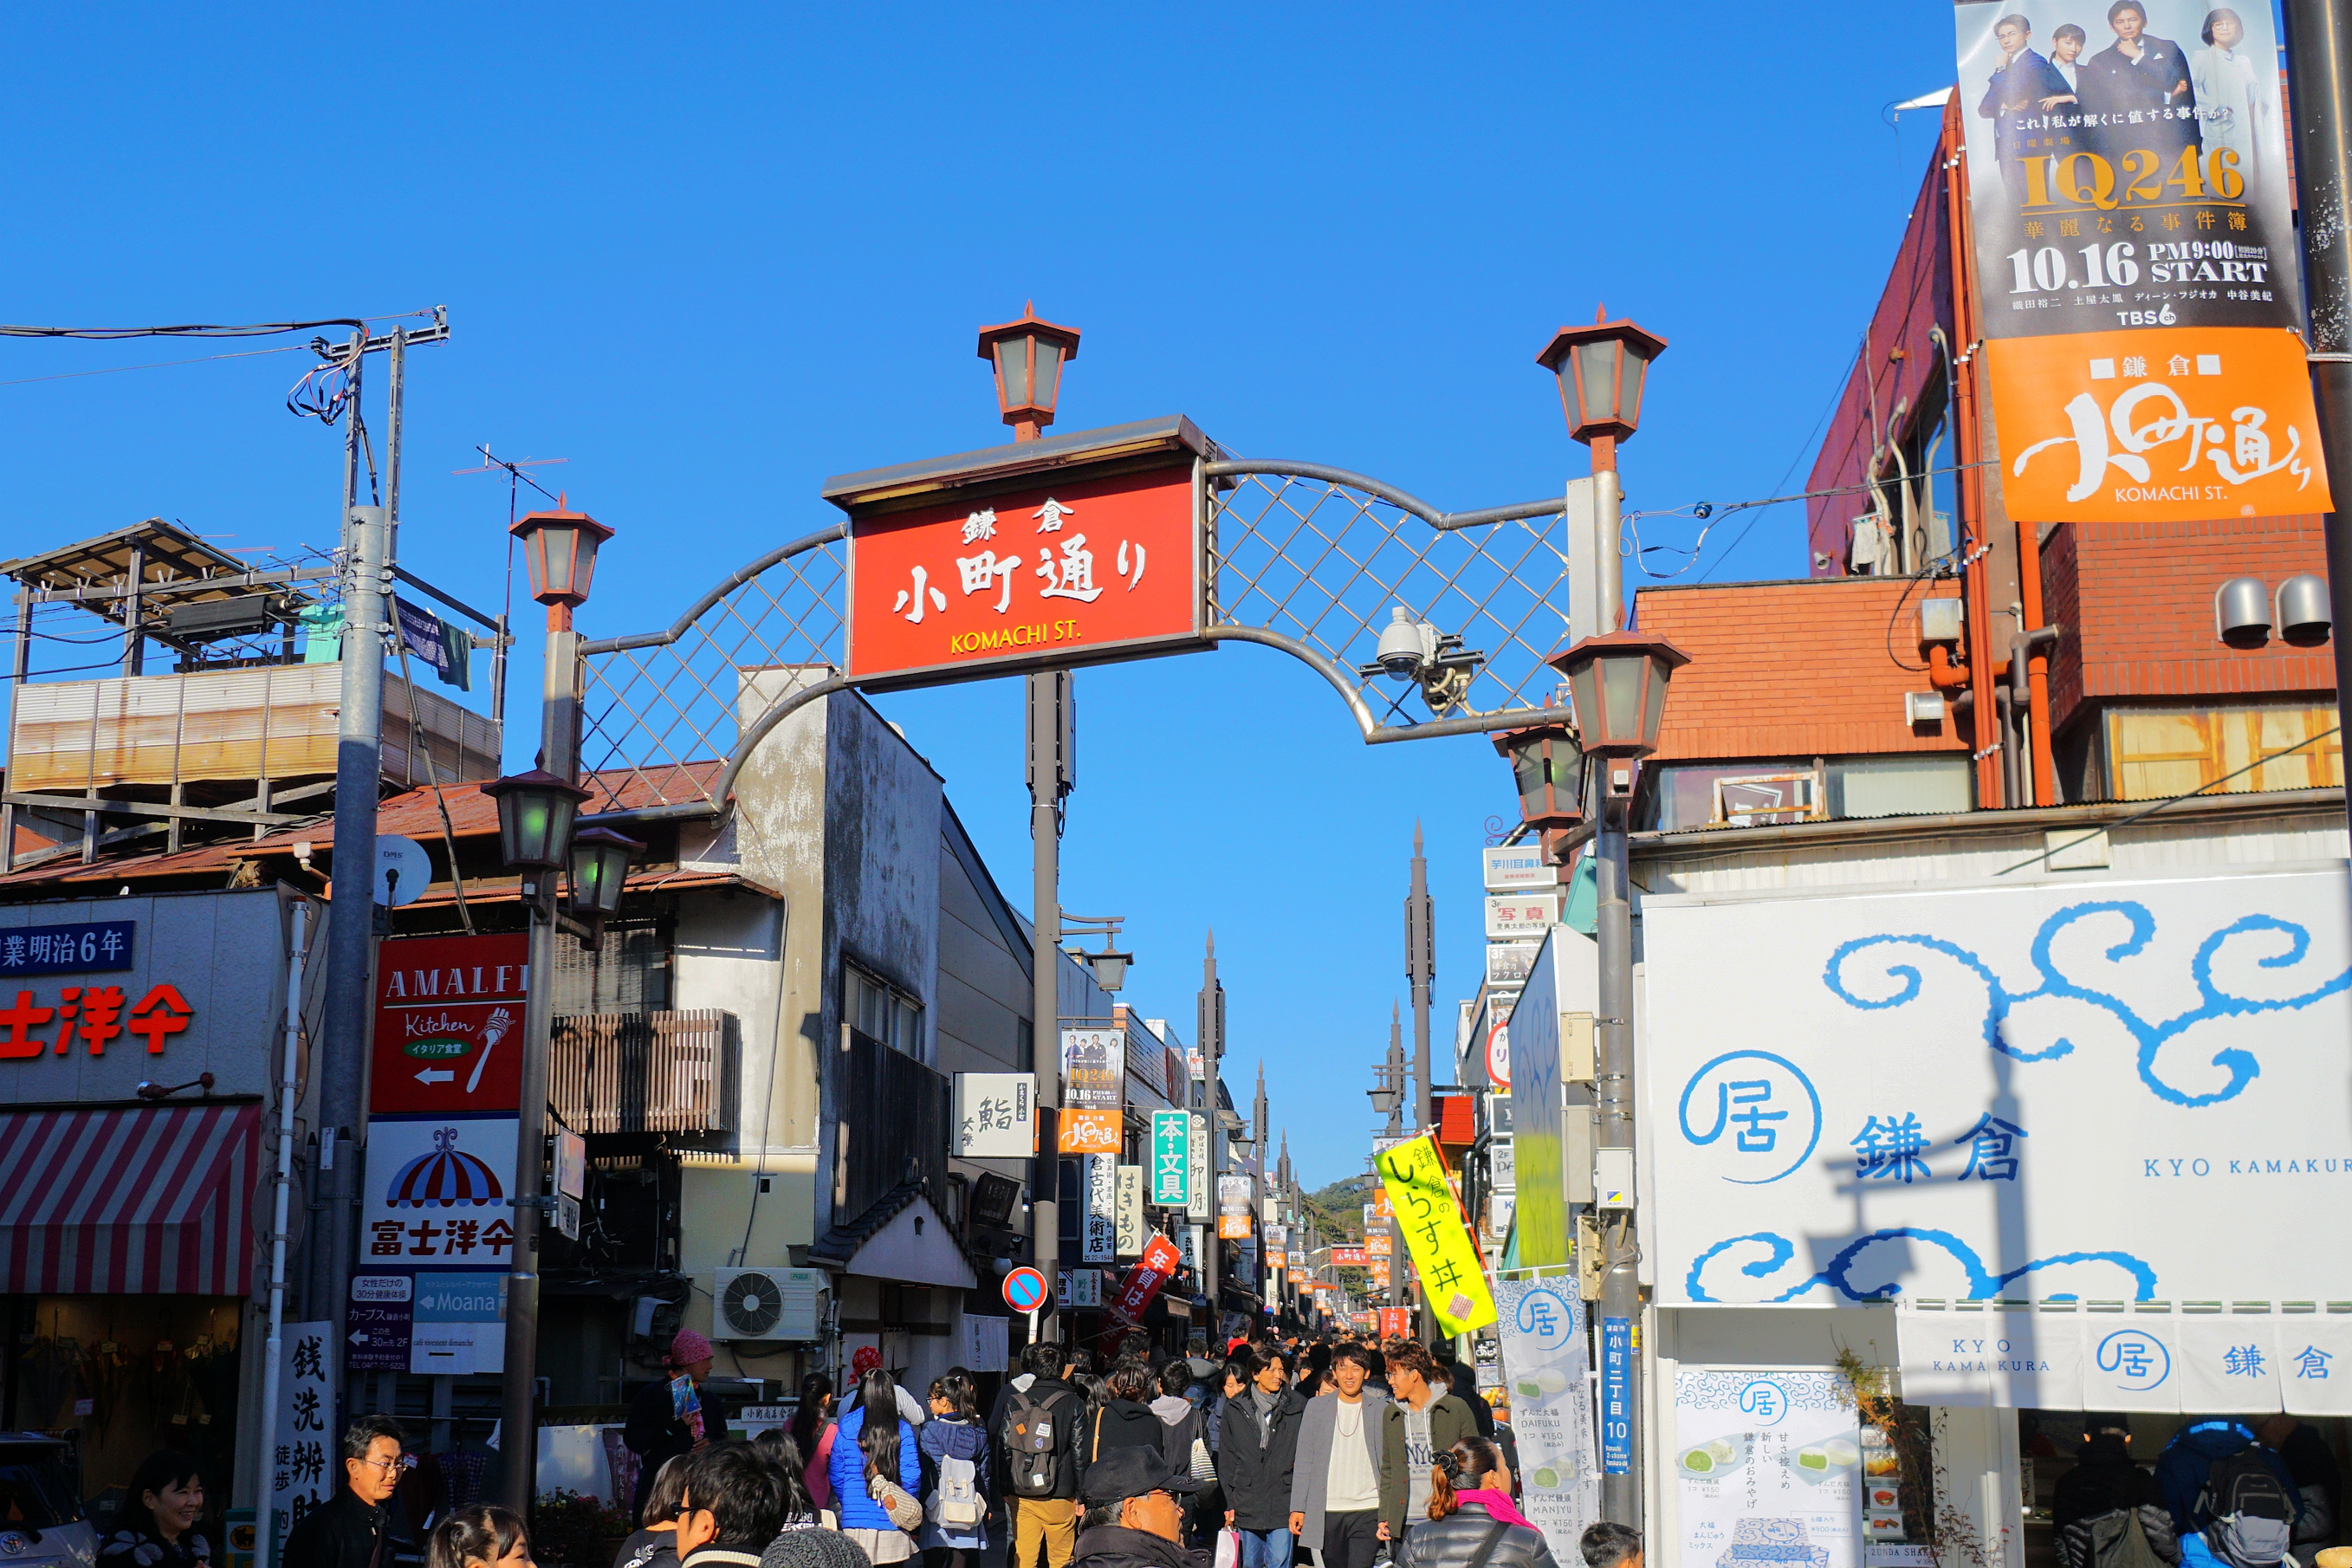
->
1486;894;1561;941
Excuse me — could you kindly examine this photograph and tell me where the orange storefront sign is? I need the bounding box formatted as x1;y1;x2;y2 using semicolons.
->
1990;328;2330;522
1059;1108;1121;1156
846;465;1204;688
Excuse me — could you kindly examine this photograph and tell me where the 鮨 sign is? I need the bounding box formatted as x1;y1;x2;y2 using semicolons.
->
825;418;1214;691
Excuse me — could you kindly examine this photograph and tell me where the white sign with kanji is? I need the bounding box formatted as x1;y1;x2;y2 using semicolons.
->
955;1072;1036;1159
269;1321;335;1563
360;1116;518;1269
1648;866;2352;1306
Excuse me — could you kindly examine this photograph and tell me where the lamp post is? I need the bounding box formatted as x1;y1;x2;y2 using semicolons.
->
980;303;1082;1339
1535;310;1676;1532
489;500;630;1511
1367;1022;1408;1319
1542;633;1683;1529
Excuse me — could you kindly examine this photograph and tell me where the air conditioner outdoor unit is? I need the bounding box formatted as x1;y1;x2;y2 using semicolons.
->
712;1267;826;1343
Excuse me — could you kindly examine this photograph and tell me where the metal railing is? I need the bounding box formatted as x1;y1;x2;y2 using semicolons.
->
549;1008;739;1134
573;462;1575;818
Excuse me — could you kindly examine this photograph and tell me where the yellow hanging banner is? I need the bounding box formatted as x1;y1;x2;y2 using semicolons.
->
1374;1134;1496;1337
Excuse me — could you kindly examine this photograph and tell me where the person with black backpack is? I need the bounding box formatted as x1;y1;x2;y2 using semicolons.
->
2054;1416;2179;1568
993;1342;1087;1568
2154;1421;2300;1568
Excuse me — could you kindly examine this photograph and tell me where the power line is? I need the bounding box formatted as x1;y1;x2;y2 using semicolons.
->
0;308;436;341
0;341;314;389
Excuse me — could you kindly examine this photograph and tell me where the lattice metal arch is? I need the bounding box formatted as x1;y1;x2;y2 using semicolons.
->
575;463;1578;821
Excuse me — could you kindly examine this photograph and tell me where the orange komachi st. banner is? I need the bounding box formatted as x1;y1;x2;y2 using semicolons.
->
846;466;1202;686
1955;0;2329;521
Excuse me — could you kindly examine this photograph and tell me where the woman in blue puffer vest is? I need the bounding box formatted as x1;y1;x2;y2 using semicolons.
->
828;1367;923;1565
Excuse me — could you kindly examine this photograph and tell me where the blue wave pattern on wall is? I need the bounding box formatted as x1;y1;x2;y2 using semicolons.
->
1822;900;2349;1107
1683;1228;2161;1304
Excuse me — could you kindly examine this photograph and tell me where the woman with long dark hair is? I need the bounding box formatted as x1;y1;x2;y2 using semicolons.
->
429;1508;532;1568
788;1375;838;1513
611;1458;685;1568
748;1429;826;1531
1396;1438;1557;1568
101;1452;210;1568
826;1366;921;1565
915;1372;989;1568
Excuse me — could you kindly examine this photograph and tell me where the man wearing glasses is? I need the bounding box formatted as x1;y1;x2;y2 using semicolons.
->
1068;1448;1208;1568
284;1415;411;1568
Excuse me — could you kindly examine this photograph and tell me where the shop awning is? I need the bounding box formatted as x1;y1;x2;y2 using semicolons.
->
0;1104;262;1294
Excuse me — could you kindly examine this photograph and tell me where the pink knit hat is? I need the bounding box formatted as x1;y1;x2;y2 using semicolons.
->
670;1329;715;1366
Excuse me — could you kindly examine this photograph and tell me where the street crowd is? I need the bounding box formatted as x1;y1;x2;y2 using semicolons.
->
94;1331;1644;1568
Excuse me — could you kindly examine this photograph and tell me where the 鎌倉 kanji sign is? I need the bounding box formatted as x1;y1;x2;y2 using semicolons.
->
371;934;528;1115
1376;1133;1496;1337
826;419;1212;691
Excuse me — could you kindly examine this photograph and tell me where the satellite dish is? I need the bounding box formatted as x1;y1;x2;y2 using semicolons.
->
374;835;432;908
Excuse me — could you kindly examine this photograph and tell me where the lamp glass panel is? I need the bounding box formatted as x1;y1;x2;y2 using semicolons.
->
1033;341;1063;411
1599;653;1643;747
1567;663;1603;747
546;794;580;866
1623;353;1650;431
1640;658;1672;750
1548;735;1585;811
997;337;1032;408
572;532;601;601
1578;340;1622;430
540;527;577;602
1511;744;1547;818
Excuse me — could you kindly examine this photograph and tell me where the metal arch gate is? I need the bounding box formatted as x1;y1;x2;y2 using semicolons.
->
573;460;1579;822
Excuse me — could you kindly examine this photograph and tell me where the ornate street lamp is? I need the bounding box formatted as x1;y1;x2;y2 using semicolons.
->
1547;632;1689;761
1494;717;1587;828
510;500;615;614
481;768;593;871
976;302;1082;441
1536;309;1668;471
566;825;644;922
1079;947;1132;992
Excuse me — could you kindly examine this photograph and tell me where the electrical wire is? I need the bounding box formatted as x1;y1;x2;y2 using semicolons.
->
1625;455;1996;580
0;308;435;341
1992;724;2342;876
0;341;315;389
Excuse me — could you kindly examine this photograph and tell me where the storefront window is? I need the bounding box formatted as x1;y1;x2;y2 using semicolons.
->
1646;755;1973;832
8;1297;242;1519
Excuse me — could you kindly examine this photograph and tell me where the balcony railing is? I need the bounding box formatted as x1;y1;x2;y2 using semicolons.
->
551;1008;739;1134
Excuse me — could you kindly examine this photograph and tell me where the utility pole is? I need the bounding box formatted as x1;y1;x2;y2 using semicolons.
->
1197;931;1224;1332
2284;0;2352;872
1406;821;1435;1132
1596;787;1643;1526
1253;1062;1269;1328
1384;1011;1407;1316
307;314;447;1420
1028;668;1071;1341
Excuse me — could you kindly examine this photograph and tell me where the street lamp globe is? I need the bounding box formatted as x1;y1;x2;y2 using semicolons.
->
1367;1082;1399;1116
1536;309;1669;448
510;501;616;610
1494;718;1587;830
1547;632;1689;759
481;768;593;871
976;303;1081;440
1082;948;1132;992
566;826;644;921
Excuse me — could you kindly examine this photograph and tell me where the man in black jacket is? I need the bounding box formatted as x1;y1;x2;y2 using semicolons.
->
1070;1447;1208;1568
284;1416;407;1568
2053;1416;2179;1568
1218;1347;1306;1568
995;1341;1089;1568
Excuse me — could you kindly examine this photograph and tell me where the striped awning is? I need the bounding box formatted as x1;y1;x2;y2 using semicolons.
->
0;1103;262;1294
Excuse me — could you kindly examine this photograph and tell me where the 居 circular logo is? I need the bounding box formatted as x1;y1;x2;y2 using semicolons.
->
1678;1050;1822;1185
1513;1287;1578;1354
1737;1379;1792;1427
2096;1329;2171;1390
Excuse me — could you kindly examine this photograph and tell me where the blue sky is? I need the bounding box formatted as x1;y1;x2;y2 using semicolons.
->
0;4;1965;1187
